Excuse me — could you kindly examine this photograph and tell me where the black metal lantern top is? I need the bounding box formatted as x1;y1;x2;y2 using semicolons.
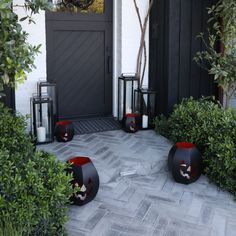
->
31;95;54;144
118;74;138;122
37;81;56;96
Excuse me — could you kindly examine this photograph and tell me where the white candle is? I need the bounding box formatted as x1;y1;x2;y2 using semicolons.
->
43;118;49;134
37;126;46;142
142;115;148;129
126;107;132;114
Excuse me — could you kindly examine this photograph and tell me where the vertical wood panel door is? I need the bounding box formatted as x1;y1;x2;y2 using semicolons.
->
149;0;217;115
46;0;112;119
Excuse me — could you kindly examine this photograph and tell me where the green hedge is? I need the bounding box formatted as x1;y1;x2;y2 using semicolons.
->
0;103;35;162
0;216;24;236
155;97;236;197
0;103;74;235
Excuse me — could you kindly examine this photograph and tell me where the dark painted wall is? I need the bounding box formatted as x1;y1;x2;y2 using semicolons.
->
0;87;15;110
149;0;218;115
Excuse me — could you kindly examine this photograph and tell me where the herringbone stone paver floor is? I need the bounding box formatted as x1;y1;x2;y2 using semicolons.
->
40;130;236;236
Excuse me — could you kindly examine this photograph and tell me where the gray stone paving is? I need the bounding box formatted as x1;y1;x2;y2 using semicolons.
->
39;130;236;236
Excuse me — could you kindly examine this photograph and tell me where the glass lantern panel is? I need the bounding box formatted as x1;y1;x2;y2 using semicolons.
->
52;0;105;14
149;93;156;118
34;102;53;142
142;93;148;115
134;90;140;114
125;81;133;114
47;87;57;116
38;81;57;120
118;79;124;121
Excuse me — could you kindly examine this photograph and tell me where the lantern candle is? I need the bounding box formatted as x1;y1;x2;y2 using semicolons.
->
43;117;49;134
142;115;148;129
126;107;132;114
31;95;54;144
37;126;46;142
134;88;157;129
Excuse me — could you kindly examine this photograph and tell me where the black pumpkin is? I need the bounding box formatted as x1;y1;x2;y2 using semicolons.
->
124;114;139;133
168;142;202;184
55;120;74;142
67;157;99;206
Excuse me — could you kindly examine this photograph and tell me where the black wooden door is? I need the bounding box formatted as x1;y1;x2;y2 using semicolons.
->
46;0;112;119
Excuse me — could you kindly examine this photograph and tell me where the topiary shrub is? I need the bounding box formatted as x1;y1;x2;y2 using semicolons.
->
0;103;74;235
155;97;236;197
156;97;235;151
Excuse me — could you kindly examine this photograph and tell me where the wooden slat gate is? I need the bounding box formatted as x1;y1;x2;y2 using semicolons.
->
46;0;113;119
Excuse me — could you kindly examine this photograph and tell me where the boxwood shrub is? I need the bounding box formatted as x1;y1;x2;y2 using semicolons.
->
155;97;236;197
0;103;35;163
0;103;74;235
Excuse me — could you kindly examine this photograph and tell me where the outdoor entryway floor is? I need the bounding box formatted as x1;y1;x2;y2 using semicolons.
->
40;130;236;236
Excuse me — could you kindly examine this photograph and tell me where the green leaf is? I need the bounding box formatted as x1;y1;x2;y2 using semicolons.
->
19;16;28;21
2;72;9;84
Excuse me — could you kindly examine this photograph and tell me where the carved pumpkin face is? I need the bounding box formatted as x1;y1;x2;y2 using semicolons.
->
125;114;138;133
179;159;200;180
73;178;94;201
129;121;137;132
55;120;74;142
59;127;73;141
74;183;87;201
179;161;191;180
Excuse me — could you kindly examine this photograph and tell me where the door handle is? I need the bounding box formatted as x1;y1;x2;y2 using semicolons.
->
107;56;112;74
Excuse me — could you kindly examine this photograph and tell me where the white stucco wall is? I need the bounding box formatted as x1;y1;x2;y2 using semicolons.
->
121;0;149;87
112;0;122;117
223;87;236;109
14;0;150;118
113;0;149;116
14;0;47;117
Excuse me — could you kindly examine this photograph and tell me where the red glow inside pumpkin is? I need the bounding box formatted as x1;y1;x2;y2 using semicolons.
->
126;113;138;118
69;157;91;166
176;142;195;149
56;120;72;126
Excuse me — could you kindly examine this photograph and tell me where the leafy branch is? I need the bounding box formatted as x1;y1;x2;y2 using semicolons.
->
194;0;236;109
0;0;52;96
